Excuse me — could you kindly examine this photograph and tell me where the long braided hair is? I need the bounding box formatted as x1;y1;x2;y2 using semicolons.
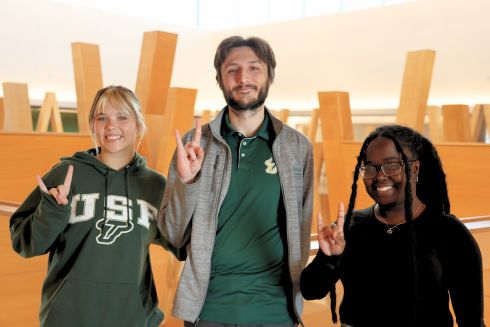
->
340;124;450;324
344;125;450;229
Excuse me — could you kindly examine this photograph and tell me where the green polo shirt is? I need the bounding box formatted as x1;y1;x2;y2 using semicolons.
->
199;110;295;324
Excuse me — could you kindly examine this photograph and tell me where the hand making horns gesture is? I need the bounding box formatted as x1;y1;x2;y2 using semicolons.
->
36;165;74;205
175;119;204;184
317;202;346;256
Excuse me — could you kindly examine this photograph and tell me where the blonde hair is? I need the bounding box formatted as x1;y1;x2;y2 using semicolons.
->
88;85;146;153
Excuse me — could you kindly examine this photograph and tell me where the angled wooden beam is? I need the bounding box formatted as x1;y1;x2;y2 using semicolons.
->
135;31;178;115
311;142;323;234
427;105;444;142
396;50;436;131
483;104;490;140
442;104;471;142
470;105;486;142
270;109;290;124
318;91;353;219
2;82;33;131
200;110;213;125
278;109;290;123
308;109;320;142
71;42;103;133
36;92;63;133
156;87;197;174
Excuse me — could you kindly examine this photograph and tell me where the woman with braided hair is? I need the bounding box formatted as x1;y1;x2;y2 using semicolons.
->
300;125;485;326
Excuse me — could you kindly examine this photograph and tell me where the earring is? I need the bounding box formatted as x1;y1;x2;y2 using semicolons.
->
415;176;419;183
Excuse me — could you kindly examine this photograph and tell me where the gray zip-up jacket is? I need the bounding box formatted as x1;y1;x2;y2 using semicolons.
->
157;108;314;325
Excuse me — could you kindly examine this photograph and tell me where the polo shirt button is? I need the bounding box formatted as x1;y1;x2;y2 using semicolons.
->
243;142;247;145
241;153;245;157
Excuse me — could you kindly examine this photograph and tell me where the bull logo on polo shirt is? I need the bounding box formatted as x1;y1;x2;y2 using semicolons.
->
264;157;278;174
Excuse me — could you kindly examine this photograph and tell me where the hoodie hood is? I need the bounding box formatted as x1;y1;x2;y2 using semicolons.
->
61;148;147;176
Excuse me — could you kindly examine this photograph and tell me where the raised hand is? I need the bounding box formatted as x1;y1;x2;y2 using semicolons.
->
317;202;346;256
36;165;73;205
175;119;204;184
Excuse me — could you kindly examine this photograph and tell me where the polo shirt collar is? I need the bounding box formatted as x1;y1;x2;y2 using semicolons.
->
221;108;272;141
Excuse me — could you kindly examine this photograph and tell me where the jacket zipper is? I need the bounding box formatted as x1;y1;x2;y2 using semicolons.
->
273;139;305;327
193;144;230;323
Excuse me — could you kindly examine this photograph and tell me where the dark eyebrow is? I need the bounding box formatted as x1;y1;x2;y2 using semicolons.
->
364;157;400;165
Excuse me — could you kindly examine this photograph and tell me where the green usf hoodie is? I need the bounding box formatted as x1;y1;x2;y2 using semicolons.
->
10;149;172;327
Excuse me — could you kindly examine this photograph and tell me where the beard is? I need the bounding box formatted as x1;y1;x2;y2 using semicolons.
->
223;83;269;111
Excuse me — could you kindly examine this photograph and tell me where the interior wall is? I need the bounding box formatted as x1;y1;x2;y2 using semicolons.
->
1;0;489;112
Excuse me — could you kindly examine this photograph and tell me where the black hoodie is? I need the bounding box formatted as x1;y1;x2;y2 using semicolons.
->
10;149;173;327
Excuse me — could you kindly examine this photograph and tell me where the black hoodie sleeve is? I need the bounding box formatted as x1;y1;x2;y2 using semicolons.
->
10;164;72;258
444;216;485;327
300;249;342;300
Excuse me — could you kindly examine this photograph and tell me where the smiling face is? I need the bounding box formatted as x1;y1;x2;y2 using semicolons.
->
220;46;270;111
362;136;420;209
92;103;139;162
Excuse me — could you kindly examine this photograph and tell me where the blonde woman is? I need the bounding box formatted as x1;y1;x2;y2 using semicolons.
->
10;85;176;327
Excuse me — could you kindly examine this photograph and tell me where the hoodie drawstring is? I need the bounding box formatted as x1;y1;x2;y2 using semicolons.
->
124;166;130;228
98;170;110;235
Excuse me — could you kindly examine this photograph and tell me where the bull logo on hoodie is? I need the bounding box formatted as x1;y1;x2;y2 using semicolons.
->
69;194;158;245
95;195;134;245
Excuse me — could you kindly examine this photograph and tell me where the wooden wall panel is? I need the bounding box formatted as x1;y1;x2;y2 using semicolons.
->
396;50;435;131
71;42;103;133
2;82;33;131
0;132;92;203
0;212;47;327
0;97;4;130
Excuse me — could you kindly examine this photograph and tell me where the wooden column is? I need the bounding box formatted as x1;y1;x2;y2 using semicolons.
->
2;82;33;131
71;42;103;133
318;91;353;219
396;50;436;132
36;92;63;132
135;31;178;115
442;104;471;142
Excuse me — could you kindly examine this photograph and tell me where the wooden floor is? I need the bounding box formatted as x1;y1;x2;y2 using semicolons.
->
1;210;489;326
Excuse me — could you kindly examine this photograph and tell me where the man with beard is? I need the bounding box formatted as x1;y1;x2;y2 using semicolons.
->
157;35;314;327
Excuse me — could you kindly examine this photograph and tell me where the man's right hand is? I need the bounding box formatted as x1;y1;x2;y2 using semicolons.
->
175;119;205;184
